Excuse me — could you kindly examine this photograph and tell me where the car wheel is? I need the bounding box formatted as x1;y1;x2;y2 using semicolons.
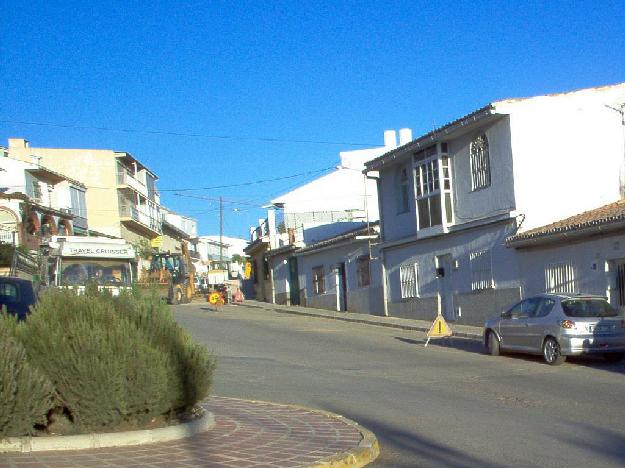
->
603;352;625;363
487;331;500;356
543;337;566;365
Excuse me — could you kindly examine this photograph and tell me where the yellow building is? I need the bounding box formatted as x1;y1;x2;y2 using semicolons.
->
7;138;162;245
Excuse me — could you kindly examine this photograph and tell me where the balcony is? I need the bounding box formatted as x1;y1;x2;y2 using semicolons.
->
119;204;162;237
0;230;18;246
116;170;149;198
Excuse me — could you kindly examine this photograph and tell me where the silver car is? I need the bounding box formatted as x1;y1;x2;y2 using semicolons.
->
484;293;625;365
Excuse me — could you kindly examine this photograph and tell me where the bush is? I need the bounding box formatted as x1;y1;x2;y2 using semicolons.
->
0;315;56;437
17;287;215;432
111;288;216;410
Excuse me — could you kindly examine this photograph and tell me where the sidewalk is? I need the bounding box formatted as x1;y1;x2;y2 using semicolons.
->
237;300;484;341
0;396;378;468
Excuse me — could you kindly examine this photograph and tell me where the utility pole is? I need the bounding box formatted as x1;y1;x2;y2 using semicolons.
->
219;196;224;266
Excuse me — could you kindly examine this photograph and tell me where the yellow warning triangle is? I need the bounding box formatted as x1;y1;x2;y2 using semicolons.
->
426;315;453;338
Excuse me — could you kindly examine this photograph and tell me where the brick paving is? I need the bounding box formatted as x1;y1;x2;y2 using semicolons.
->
0;396;365;468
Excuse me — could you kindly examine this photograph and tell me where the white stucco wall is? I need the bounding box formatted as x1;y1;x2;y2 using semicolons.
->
377;160;417;242
451;117;516;224
297;240;383;314
272;168;379;222
516;233;625;305
500;88;625;232
383;221;522;324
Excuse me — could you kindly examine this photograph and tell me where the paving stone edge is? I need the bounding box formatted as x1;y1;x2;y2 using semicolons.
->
0;409;215;453
219;396;380;468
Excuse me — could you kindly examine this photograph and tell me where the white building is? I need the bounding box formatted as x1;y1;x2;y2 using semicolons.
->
365;82;625;326
0;148;88;249
507;199;625;312
293;223;382;314
269;129;410;247
248;130;409;305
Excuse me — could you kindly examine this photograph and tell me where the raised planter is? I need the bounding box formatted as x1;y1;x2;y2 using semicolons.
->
0;409;215;453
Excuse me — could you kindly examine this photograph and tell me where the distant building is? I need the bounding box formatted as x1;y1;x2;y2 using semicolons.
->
7;138;162;246
0;146;87;249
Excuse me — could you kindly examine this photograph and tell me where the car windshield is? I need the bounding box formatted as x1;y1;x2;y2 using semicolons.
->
60;260;132;286
561;299;618;318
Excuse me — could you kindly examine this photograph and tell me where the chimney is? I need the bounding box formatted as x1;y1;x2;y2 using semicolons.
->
383;130;397;148
399;128;413;145
8;138;29;149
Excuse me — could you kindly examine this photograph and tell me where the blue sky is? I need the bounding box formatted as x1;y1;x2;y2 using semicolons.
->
2;0;624;239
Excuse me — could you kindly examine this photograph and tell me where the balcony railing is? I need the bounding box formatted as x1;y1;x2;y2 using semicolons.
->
119;204;162;234
117;170;148;197
0;230;18;246
250;218;269;243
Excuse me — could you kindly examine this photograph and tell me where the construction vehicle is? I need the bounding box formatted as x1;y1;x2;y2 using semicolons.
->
137;241;195;304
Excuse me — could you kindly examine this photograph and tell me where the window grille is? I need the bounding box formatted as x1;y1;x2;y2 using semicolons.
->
312;266;325;294
545;262;576;293
400;263;419;298
470;134;491;190
470;250;493;291
356;255;371;288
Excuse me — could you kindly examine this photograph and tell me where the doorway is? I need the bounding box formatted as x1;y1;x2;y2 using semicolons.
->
436;254;455;321
336;262;347;312
288;257;300;306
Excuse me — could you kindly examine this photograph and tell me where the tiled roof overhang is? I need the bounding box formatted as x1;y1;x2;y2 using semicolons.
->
506;200;625;248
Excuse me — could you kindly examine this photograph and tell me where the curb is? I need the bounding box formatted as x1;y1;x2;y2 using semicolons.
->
221;397;380;468
0;409;215;453
308;413;380;468
234;302;483;341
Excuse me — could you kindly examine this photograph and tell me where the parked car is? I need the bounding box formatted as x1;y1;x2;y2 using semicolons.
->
484;293;625;365
0;276;37;321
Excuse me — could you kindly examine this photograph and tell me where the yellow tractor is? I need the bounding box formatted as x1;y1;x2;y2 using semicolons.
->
138;242;195;304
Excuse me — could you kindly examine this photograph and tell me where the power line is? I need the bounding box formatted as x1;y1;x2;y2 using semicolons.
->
160;166;335;192
0;119;378;147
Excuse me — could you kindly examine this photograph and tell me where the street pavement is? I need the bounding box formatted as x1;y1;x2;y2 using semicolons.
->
0;396;373;467
174;301;625;468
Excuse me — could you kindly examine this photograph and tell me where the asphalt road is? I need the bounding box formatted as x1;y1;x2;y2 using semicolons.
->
173;303;625;468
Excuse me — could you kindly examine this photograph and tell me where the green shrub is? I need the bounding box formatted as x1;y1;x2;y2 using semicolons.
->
0;315;56;437
18;287;215;432
111;288;216;410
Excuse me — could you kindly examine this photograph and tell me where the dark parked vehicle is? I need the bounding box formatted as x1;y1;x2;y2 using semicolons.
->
0;276;37;321
484;293;625;365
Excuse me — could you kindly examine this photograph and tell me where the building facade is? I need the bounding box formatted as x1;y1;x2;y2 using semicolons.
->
366;83;625;326
7;138;162;246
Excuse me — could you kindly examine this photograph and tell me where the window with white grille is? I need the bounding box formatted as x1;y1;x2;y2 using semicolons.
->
470;250;493;291
312;266;325;294
400;263;419;298
545;262;577;293
470;134;491;190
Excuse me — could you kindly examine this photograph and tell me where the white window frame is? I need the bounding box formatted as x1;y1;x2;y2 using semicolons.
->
413;143;454;230
400;262;419;299
470;134;491;190
470;250;493;291
312;266;325;295
545;262;577;293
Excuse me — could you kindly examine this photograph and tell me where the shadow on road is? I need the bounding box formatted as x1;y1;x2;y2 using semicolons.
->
394;336;486;355
554;420;625;465
394;336;625;373
320;403;506;468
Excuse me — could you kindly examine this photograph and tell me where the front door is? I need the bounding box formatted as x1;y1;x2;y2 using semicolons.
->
336;263;347;312
288;257;300;306
436;254;455;321
615;260;625;314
